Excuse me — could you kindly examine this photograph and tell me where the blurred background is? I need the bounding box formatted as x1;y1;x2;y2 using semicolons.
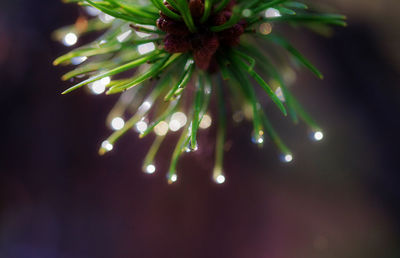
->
0;0;399;257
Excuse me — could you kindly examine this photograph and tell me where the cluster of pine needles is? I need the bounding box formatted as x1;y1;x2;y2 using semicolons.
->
54;0;346;184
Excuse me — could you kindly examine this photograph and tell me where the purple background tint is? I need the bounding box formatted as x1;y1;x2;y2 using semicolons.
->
1;1;399;258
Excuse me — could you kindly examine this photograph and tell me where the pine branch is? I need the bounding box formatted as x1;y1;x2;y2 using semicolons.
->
55;0;341;183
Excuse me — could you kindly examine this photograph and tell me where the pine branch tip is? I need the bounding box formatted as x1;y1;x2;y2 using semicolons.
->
54;0;346;182
98;148;106;156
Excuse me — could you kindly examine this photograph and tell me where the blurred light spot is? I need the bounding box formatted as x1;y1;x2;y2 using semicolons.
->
135;31;151;38
169;120;181;132
242;9;252;17
134;25;156;38
281;154;293;163
233;111;244;123
185;142;198;153
185;59;194;69
275;87;286;102
259;22;272;35
154;121;169;136
138;42;156;55
136;120;148;134
313;131;324;141
171;112;187;127
205;85;212;94
215;174;226;184
99;13;115;23
199;114;212;129
138;101;152;113
243;104;253;119
283;67;297;85
101;140;113;152
169;112;187;132
265;8;281;18
85;6;101;16
117;30;132;42
63;32;78;46
101;76;111;85
145;164;156;174
111;117;125;131
75;17;89;33
169;174;178;184
252;131;264;145
71;56;87;65
90;76;110;95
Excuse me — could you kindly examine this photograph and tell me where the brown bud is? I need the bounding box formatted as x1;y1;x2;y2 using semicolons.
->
157;17;190;36
219;23;245;46
212;12;228;26
193;34;219;70
189;0;205;19
163;34;192;53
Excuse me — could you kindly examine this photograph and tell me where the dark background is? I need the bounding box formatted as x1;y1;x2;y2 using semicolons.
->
1;0;399;257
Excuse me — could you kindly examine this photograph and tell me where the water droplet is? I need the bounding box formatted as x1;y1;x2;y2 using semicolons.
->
110;117;125;131
199;114;212;129
62;32;78;46
281;154;293;163
265;8;281;18
191;143;198;152
89;76;110;95
134;25;156;38
168;174;178;184
312;131;324;141
138;42;156;55
169;112;187;131
252;131;264;145
117;30;132;43
259;22;273;35
138;101;152;113
185;141;198;153
215;174;226;184
154;121;169;136
99;12;115;23
85;6;101;16
135;120;148;134
275;87;286;102
71;56;87;65
144;164;156;174
101;140;113;152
